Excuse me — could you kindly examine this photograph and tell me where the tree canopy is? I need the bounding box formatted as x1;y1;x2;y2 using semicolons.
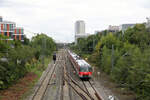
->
0;34;56;89
70;24;150;100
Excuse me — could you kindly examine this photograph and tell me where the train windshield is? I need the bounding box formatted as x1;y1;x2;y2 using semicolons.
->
89;67;92;72
80;67;89;72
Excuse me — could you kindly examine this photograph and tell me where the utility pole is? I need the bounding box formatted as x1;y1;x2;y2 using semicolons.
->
111;44;114;72
93;35;96;52
122;30;124;38
42;37;46;69
93;36;94;51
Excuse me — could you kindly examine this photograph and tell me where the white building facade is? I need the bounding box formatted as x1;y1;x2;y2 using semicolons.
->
146;17;150;28
75;20;89;44
119;24;135;31
108;25;119;32
75;20;85;34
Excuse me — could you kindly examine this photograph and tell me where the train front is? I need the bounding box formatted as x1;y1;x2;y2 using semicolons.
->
77;60;92;79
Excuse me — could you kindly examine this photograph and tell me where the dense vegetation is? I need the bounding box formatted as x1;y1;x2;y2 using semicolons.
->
0;34;56;89
70;24;150;100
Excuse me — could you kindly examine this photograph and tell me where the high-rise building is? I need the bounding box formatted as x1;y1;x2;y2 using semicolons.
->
75;20;89;44
0;16;24;41
75;20;85;34
146;17;150;28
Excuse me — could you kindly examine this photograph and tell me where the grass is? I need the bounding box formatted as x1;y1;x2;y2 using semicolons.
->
21;56;52;100
28;56;52;77
20;76;38;100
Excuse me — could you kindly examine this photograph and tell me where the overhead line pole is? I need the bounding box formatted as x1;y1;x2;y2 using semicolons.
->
111;44;114;73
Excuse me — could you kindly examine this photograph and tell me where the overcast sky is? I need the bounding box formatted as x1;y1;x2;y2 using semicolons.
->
0;0;149;43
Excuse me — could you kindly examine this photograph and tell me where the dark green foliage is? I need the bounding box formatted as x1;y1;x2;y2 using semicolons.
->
71;24;150;100
0;34;56;89
23;36;30;45
98;26;150;100
31;34;56;57
70;34;101;57
123;24;150;49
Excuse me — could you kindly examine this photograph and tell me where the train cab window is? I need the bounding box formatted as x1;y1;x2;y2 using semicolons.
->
89;67;92;72
75;56;81;60
79;67;89;72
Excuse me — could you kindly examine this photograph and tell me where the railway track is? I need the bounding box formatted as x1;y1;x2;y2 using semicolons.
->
64;50;76;100
63;50;103;100
82;80;102;100
29;51;62;100
27;49;105;100
61;50;74;100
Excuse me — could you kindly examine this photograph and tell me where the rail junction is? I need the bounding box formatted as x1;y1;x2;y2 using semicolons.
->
26;49;112;100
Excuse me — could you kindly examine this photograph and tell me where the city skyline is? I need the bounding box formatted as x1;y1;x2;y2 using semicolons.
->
0;0;150;43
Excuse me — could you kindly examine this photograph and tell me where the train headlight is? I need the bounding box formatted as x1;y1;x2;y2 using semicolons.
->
79;74;83;77
88;72;92;77
88;74;91;77
79;72;83;77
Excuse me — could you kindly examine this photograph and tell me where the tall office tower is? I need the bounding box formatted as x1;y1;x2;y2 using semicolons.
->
75;20;85;34
75;20;89;44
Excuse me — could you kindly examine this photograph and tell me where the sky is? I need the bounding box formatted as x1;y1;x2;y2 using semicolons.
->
0;0;150;43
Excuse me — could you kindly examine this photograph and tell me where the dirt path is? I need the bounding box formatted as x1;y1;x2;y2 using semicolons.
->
0;73;37;100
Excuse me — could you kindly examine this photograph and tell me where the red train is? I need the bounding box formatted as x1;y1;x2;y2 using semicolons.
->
68;50;92;79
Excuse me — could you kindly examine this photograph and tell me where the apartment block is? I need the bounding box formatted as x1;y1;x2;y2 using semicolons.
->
108;25;119;32
0;16;24;41
119;24;135;31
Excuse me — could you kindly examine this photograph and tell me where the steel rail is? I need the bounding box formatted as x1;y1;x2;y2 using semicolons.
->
63;78;88;100
64;52;74;100
64;51;92;100
66;49;103;100
88;80;102;100
41;54;61;100
82;80;91;96
60;52;64;100
65;73;94;100
31;52;61;100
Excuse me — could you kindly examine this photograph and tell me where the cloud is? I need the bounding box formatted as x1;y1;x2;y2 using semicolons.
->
139;0;150;9
0;0;149;43
0;0;9;7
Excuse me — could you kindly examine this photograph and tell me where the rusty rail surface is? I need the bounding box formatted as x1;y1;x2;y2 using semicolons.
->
88;80;102;100
31;52;61;100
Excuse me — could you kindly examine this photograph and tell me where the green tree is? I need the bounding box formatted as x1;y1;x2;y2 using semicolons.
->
124;24;150;49
31;34;56;58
